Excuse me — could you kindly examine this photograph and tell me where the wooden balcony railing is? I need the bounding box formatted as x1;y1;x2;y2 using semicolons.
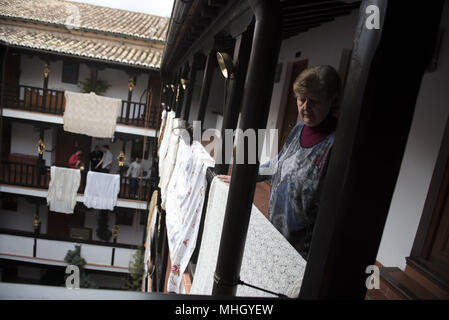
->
0;161;151;202
3;84;161;129
0;160;50;188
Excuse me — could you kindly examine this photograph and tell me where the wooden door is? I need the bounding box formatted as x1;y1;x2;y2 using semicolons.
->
278;59;308;149
5;52;21;107
424;154;449;282
2;120;11;159
54;128;91;168
47;209;83;237
410;118;449;288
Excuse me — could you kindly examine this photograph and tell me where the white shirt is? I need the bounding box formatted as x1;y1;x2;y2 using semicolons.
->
126;161;142;178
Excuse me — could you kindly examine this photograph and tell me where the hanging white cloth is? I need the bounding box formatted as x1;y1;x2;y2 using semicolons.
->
63;91;121;138
83;171;120;210
165;139;215;293
158;111;175;170
47;166;81;214
158;117;186;210
144;205;158;275
190;177;307;298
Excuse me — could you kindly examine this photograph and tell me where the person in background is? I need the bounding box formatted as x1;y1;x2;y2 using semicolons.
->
126;157;142;198
218;65;342;261
68;150;82;169
95;145;113;173
89;145;103;172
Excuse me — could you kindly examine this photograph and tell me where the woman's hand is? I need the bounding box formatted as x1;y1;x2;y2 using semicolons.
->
217;175;231;183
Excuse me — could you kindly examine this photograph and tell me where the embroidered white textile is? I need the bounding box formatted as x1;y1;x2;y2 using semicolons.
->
63;91;121;138
190;177;306;298
165;140;215;293
47;166;81;214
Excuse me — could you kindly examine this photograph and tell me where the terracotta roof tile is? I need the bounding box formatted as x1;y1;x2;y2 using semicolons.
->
0;24;162;69
0;0;169;42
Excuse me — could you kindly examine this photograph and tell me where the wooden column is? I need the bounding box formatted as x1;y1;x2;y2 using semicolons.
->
214;21;254;175
90;66;98;93
0;46;9;178
212;0;281;296
182;53;204;122
43;61;49;89
174;71;184;118
42;61;50;109
196;50;216;123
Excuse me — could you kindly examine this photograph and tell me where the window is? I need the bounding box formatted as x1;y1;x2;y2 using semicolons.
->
116;210;134;226
131;138;151;160
1;196;17;211
62;61;79;84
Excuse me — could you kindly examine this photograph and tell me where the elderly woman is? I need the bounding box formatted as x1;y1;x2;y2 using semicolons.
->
219;65;342;260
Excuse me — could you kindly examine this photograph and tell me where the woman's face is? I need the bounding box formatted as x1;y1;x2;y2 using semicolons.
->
296;92;332;127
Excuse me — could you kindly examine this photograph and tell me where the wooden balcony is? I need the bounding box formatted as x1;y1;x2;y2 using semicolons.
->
0;160;151;202
3;84;161;129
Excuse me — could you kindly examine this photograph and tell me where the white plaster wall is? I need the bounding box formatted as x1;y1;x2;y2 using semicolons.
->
114;247;136;268
0;195;142;246
83;209;144;245
19;55;149;102
0;197;48;234
0;234;34;256
10;122;55;166
376;3;449;270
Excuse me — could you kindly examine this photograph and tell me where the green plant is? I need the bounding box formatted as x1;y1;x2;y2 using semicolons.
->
78;78;111;95
124;245;145;291
96;210;112;241
64;245;98;289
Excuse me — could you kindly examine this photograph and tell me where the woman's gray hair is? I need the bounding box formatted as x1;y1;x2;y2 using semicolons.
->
293;65;342;114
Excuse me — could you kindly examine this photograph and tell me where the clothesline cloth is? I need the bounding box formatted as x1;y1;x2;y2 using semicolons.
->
144;205;158;275
63;91;121;138
190;177;307;298
159;117;187;210
157;110;168;151
158;111;175;170
165;139;215;293
83;171;120;210
47;166;81;214
144;190;159;274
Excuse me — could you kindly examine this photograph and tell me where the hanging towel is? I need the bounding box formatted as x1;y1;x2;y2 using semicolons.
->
158;111;175;165
63;91;121;138
165;140;215;293
83;171;120;210
159;117;186;210
144;205;158;275
190;177;306;298
157;110;168;151
47;166;81;214
146;190;158;241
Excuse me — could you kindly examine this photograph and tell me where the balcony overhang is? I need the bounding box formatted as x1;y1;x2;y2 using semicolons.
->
0;184;147;210
2;108;158;138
